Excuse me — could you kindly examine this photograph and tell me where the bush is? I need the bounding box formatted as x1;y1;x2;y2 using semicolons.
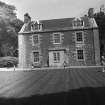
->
0;56;18;68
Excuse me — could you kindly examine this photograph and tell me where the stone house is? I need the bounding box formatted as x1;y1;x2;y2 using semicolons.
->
18;8;100;68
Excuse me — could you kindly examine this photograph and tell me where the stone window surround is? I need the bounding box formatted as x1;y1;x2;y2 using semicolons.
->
72;19;84;28
76;48;85;61
52;32;63;44
32;51;40;63
75;31;84;43
32;34;40;46
31;21;42;31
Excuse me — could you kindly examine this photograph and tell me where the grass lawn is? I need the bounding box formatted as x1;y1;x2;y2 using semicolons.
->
0;67;105;105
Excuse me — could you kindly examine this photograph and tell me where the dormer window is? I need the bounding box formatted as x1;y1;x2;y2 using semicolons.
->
31;21;42;31
73;18;84;28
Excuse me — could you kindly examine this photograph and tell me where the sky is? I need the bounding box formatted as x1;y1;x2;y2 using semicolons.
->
1;0;105;21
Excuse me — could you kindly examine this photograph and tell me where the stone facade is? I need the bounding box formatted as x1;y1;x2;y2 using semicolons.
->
18;11;100;68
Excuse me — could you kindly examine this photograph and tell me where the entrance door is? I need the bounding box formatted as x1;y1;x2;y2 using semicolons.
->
49;51;65;67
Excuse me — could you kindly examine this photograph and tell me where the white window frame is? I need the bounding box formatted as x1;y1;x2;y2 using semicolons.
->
76;49;85;61
32;34;39;46
38;23;42;31
35;23;42;31
53;51;60;63
31;22;42;31
75;31;84;43
32;51;40;63
72;19;84;28
53;33;62;44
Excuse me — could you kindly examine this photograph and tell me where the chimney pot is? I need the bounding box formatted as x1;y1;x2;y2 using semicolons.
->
88;8;94;18
24;13;31;23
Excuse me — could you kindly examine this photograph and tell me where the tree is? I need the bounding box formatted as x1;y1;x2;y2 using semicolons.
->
0;1;16;20
0;1;23;57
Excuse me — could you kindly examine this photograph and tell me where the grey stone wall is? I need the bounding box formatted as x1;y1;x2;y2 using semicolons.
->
28;29;97;66
93;29;100;65
18;34;32;68
18;29;100;68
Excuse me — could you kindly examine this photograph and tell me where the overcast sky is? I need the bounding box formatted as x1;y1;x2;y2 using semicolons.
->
1;0;105;20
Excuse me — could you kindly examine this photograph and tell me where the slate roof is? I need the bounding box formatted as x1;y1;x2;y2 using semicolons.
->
19;16;97;33
40;18;75;30
40;16;93;30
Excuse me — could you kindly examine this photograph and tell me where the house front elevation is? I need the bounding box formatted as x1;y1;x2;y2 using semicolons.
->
18;8;100;68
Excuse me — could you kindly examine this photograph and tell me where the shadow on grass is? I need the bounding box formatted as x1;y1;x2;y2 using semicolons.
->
0;87;105;105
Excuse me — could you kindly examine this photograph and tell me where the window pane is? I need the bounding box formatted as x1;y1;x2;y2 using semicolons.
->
33;35;39;44
53;52;60;62
33;52;39;63
53;34;60;44
81;20;84;26
77;50;84;60
73;20;83;27
57;52;60;61
34;22;39;30
35;25;39;30
77;20;81;27
76;32;83;41
53;52;57;61
73;21;77;26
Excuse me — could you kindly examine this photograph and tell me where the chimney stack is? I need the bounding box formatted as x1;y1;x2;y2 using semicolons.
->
88;8;94;18
24;13;31;23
